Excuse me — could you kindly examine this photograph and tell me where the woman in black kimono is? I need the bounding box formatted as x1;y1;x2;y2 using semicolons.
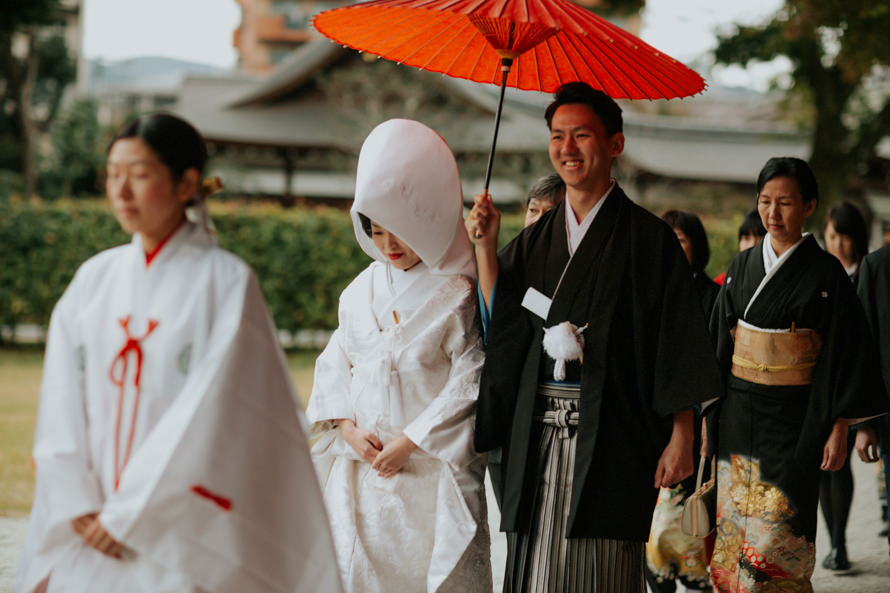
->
818;201;870;570
708;157;886;593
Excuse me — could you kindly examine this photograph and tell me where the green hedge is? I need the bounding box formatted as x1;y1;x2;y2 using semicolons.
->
1;199;129;334
0;199;369;334
0;199;739;338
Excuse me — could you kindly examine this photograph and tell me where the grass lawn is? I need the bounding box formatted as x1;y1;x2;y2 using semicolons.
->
0;348;43;516
0;346;321;517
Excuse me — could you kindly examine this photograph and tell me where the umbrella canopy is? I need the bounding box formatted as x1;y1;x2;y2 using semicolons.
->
313;0;706;100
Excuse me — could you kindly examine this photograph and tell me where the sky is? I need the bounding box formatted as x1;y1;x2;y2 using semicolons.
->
82;0;786;88
640;0;788;90
82;0;242;68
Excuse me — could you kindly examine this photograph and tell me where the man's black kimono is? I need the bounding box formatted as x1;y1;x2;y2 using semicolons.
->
475;185;723;541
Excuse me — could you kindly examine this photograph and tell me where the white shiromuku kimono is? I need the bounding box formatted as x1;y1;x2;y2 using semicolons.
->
305;118;492;593
308;263;490;593
17;222;343;593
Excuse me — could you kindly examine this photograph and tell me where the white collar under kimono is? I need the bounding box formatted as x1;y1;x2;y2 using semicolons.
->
524;184;615;321
531;181;615;381
371;261;438;324
564;179;616;255
366;260;444;428
743;232;809;321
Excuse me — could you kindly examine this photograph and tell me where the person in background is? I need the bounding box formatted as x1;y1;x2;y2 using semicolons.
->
818;200;870;570
524;174;566;227
662;210;720;316
306;119;491;593
865;219;890;535
16;113;341;593
714;208;766;286
823;200;868;282
708;157;887;592
856;242;890;559
645;210;720;593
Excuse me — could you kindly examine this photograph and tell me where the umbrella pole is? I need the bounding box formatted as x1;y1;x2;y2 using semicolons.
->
482;57;513;193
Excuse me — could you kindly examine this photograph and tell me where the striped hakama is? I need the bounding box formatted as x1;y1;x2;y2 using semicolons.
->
504;383;645;593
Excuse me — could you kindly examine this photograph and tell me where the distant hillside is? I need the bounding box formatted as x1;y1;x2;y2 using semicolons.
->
87;56;225;93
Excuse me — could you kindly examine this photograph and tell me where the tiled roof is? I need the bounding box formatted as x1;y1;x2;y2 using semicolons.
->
174;39;813;184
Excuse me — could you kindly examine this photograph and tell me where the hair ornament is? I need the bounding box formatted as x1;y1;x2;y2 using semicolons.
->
201;176;223;197
186;176;221;235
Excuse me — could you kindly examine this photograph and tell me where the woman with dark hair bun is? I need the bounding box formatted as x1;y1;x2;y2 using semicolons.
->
17;113;342;593
818;199;870;570
707;157;886;592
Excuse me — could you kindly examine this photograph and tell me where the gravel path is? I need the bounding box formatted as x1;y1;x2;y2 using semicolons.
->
810;455;890;593
2;457;887;592
0;518;26;593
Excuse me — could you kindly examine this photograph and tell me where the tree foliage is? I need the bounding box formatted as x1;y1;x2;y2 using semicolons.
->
714;0;890;203
0;0;76;197
42;98;105;198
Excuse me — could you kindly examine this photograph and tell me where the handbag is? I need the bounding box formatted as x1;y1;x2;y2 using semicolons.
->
680;455;717;538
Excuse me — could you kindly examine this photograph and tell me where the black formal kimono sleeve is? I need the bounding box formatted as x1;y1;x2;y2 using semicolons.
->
709;254;745;378
474;229;533;453
856;248;890;445
642;222;723;416
803;261;885;436
858;247;890;393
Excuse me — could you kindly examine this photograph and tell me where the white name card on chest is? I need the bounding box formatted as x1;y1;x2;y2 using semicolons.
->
521;287;552;320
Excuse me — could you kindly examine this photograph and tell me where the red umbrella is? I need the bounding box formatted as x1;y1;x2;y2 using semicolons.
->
314;0;706;189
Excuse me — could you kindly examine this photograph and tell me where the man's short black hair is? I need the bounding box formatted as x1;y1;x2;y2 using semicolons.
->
545;82;623;136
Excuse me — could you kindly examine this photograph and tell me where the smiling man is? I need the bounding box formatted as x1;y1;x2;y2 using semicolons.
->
467;82;723;592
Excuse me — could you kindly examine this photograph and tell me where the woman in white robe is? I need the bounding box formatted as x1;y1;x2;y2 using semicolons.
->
306;119;492;593
16;113;342;593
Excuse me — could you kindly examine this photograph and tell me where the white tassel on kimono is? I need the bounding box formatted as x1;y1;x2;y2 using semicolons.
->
542;321;588;381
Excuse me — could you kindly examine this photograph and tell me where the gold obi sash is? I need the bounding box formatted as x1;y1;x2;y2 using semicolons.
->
730;322;822;386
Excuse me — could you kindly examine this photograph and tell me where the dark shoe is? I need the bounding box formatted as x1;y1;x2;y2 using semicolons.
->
822;547;850;571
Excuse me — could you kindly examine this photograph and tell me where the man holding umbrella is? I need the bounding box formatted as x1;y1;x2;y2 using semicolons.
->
468;82;722;592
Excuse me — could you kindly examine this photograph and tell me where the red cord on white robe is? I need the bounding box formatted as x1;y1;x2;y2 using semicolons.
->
108;315;159;490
